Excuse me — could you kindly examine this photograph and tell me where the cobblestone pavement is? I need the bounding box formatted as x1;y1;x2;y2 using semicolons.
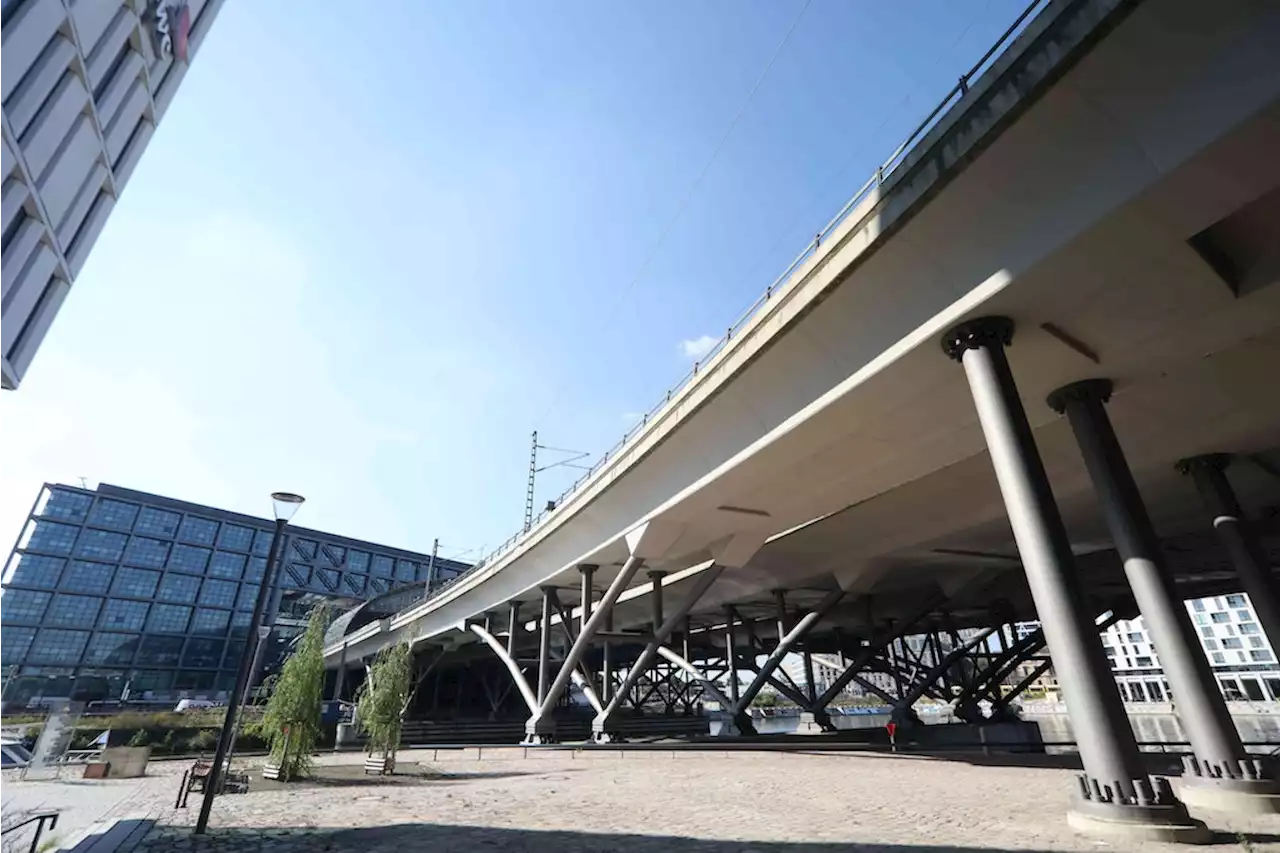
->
64;750;1280;852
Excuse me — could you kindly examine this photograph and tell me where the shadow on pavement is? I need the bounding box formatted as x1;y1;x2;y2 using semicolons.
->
138;823;1171;852
249;764;572;792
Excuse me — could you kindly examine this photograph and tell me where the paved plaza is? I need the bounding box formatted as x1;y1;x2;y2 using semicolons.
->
8;748;1277;852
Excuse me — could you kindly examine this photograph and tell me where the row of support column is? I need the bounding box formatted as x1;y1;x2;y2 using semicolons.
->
943;316;1278;843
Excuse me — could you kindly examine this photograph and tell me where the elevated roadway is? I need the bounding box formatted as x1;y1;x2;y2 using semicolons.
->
325;0;1280;838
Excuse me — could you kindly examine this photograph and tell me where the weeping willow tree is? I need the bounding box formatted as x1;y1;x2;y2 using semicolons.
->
253;603;328;780
355;642;413;772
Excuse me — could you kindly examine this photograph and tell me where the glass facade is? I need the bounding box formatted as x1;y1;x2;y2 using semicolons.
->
1;483;469;705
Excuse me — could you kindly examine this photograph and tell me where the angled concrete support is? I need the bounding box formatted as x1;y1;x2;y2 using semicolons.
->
1179;454;1280;655
654;645;736;729
945;318;1205;842
724;609;741;707
1054;380;1280;814
469;623;538;713
525;555;645;741
730;588;845;731
593;565;723;741
506;601;522;658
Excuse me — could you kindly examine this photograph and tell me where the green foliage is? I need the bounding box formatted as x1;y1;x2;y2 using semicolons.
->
186;729;218;753
355;643;413;761
126;729;151;747
252;604;328;780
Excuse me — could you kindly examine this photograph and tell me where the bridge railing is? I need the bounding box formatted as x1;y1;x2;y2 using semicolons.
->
378;0;1049;627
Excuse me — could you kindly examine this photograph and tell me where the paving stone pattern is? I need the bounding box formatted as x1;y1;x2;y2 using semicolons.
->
110;750;1280;851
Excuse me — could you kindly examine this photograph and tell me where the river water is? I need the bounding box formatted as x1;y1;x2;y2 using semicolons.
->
753;712;1280;745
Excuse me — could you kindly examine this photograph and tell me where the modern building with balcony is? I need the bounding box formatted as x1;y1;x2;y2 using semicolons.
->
1103;594;1280;704
2;0;225;389
0;483;467;706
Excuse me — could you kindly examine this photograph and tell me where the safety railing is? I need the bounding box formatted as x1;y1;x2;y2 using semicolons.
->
3;812;59;853
386;0;1050;622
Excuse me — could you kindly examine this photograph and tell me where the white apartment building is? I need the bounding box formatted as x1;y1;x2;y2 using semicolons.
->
1102;592;1280;703
2;0;224;389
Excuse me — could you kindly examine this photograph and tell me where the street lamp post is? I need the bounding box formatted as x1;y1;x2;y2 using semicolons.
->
195;492;304;835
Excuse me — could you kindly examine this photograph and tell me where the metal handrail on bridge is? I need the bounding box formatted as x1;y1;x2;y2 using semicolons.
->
374;0;1050;627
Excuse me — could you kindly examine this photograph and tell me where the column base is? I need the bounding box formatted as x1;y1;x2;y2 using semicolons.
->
795;711;833;734
1068;774;1210;845
523;716;557;744
1179;775;1280;816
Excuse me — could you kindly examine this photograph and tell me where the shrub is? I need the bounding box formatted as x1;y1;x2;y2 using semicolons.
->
126;729;150;747
252;604;328;780
187;729;218;753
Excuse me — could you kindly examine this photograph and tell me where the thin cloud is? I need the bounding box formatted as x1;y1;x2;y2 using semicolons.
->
679;334;718;360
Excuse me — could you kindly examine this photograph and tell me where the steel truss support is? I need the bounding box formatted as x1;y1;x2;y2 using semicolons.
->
525;555;645;742
812;593;944;714
726;588;845;734
593;566;723;741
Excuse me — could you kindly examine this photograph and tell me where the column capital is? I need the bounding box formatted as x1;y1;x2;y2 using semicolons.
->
578;563;599;574
940;316;1014;361
1046;378;1114;413
646;570;668;580
1175;453;1232;476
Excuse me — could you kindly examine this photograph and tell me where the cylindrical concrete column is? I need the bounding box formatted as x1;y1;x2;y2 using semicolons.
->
725;609;740;706
507;601;522;658
942;318;1153;808
1179;454;1280;653
649;571;666;633
537;587;554;703
1050;381;1252;781
579;564;596;633
602;609;614;704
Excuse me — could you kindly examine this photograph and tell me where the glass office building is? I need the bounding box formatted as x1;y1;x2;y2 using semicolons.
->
2;0;225;389
0;483;467;706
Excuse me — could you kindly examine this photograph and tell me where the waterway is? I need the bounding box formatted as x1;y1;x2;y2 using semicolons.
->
753;711;1280;745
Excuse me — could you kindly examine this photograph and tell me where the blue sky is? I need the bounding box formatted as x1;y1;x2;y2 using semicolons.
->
2;0;1032;562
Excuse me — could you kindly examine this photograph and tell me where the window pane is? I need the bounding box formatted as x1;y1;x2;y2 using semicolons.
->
110;568;160;599
199;579;237;608
157;573;200;603
174;669;215;690
1225;594;1247;608
61;561;114;595
371;555;393;577
1192;599;1206;612
1241;623;1261;635
136;635;184;666
1222;637;1243;649
42;490;92;522
99;599;149;631
84;633;138;666
168;544;210;574
209;552;245;580
87;499;139;531
252;530;274;556
192;608;230;634
395;559;416;581
1;626;37;663
245;557;267;583
235;583;261;611
178;516;218;546
291;538;317;561
45;593;102;626
26;520;79;555
1251;650;1273;662
1;589;51;623
1211;612;1230;623
75;529;127;561
217;524;255;552
147;603;192;633
135;507;180;538
123;537;170;569
5;553;65;589
347;551;370;573
28;629;90;664
129;669;174;692
181;638;224;668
